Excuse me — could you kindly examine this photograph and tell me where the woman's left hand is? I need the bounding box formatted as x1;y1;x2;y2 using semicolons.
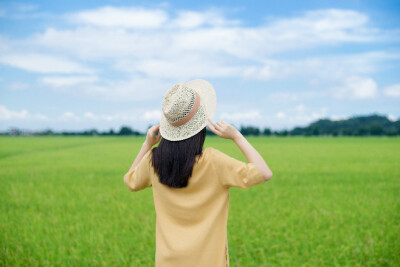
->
144;124;162;148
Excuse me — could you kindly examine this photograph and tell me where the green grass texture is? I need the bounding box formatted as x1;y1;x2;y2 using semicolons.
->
0;136;399;266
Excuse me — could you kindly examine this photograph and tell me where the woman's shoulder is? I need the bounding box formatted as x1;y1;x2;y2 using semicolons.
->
204;146;217;154
203;146;226;158
200;147;215;160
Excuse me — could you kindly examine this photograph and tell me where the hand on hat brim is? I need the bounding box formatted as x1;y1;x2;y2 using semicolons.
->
207;118;239;141
145;124;162;147
207;118;222;135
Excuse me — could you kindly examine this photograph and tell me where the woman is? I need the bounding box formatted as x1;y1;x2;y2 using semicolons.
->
124;79;273;267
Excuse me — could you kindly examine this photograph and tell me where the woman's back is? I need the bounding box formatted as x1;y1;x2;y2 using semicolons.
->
123;79;272;266
124;146;266;267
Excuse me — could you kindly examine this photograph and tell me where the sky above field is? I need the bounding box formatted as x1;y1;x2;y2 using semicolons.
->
0;0;399;132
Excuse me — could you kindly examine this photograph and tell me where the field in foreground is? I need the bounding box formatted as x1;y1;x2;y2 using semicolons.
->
0;136;399;266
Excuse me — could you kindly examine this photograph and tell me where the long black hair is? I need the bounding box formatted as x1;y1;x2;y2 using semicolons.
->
150;127;207;188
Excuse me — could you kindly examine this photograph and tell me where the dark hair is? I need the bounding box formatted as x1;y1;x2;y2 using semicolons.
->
150;127;207;188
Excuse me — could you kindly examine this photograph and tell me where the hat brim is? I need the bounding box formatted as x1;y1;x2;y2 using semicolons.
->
159;79;217;141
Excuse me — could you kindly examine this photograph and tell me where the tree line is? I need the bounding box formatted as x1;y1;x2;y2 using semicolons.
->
2;113;399;137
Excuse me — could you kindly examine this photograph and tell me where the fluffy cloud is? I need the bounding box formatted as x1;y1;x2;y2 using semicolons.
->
2;108;161;125
0;3;398;129
0;105;47;120
331;76;378;99
144;109;162;120
24;8;387;72
68;6;169;28
0;6;396;104
220;110;262;121
41;75;99;87
0;53;92;73
8;81;29;90
276;112;286;119
383;84;400;98
170;10;240;28
43;9;376;58
330;115;350;121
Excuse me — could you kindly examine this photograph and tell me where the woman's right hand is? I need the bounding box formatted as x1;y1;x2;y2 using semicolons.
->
207;118;242;141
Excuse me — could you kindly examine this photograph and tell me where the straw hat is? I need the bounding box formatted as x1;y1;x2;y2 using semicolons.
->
159;79;217;141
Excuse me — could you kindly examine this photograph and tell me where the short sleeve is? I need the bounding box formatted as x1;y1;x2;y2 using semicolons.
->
123;150;152;192
210;148;265;189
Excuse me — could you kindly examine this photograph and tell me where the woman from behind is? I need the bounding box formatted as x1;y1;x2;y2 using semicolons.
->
123;79;273;267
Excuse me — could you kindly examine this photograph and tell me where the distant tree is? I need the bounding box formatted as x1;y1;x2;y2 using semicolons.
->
290;127;303;136
312;127;319;136
83;129;98;136
342;128;354;136
370;124;383;136
356;126;369;136
263;128;272;136
240;126;260;136
61;131;73;136
304;128;312;136
385;128;398;136
41;129;53;136
275;129;288;136
4;113;398;137
118;126;134;135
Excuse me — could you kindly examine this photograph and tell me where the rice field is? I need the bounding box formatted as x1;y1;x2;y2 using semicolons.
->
0;136;399;266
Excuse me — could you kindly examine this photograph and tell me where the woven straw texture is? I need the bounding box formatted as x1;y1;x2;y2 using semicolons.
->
159;79;216;141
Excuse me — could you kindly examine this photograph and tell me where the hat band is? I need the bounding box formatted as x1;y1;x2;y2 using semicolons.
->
170;91;200;127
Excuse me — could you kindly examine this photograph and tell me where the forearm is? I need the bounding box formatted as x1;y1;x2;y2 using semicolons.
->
128;142;152;172
233;133;273;180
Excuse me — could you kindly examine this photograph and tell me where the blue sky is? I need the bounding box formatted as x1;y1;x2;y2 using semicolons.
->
0;0;399;132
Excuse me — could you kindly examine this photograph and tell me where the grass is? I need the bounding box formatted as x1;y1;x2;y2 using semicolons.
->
0;136;399;266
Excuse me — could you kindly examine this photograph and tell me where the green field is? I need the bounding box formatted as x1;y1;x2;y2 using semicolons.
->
0;136;399;266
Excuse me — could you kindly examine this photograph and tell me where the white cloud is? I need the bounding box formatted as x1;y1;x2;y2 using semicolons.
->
268;107;329;130
69;6;168;28
30;8;384;63
0;105;29;119
41;75;99;87
80;77;169;102
143;109;162;120
8;7;394;103
267;92;298;102
0;53;93;74
276;111;286;119
83;112;97;120
0;105;47;120
383;84;400;98
1;5;399;111
388;114;397;122
58;111;138;122
331;76;377;99
8;81;29;90
117;56;244;80
295;104;306;112
170;10;240;28
311;112;325;120
220;110;261;121
34;114;48;120
330;115;350;121
61;111;80;121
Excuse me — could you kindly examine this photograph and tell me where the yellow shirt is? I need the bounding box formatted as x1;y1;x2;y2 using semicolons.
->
124;146;266;267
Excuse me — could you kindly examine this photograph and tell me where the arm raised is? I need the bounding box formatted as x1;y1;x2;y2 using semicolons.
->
207;118;273;181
